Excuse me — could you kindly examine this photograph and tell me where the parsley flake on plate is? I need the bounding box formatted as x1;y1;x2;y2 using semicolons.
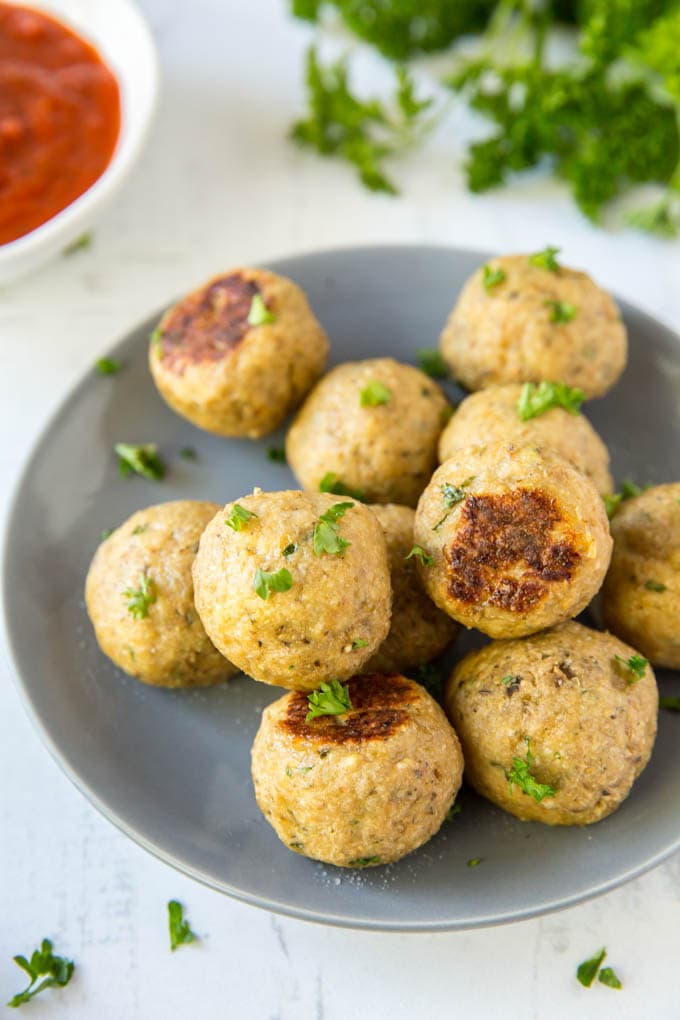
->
546;300;577;324
529;246;561;272
660;696;680;712
63;231;92;255
247;293;276;326
406;544;434;566
516;381;585;421
180;446;197;460
482;263;506;291
506;737;556;804
115;443;165;481
445;801;462;821
95;357;122;375
7;937;74;1009
253;567;293;601
267;446;287;463
225;503;259;531
306;679;353;720
417;348;448;379
319;472;366;501
577;947;607;988
360;380;392;406
167;900;197;952
467;857;483;868
123;573;156;620
614;654;648;682
598;967;623;990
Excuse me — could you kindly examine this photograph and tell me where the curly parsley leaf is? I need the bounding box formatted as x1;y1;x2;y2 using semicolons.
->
577;947;607;988
247;293;276;326
417;348;449;379
529;246;561;272
123;573;156;620
168;901;197;951
253;567;293;600
517;381;585;421
614;653;648;681
314;502;354;556
482;263;506;291
225;503;259;532
306;679;353;720
360;380;392;406
7;938;74;1008
406;544;434;566
319;472;366;501
506;737;556;803
115;443;165;481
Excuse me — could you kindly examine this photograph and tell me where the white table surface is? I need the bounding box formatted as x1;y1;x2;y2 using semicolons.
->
2;1;680;1016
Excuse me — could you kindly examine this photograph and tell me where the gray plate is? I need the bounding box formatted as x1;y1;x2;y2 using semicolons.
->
3;245;680;932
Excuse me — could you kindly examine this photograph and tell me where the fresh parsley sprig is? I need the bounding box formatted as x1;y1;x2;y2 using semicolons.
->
7;938;74;1008
306;679;353;720
506;737;556;804
517;381;585;421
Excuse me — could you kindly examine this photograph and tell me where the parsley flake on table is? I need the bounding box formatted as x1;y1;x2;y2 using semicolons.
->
529;246;561;272
95;357;122;375
247;293;276;326
225;503;259;531
660;696;680;712
115;443;165;481
360;380;392;406
63;231;92;255
306;679;353;720
467;857;483;868
614;653;648;682
406;544;434;566
417;348;448;379
545;300;577;325
123;573;156;620
7;938;74;1009
267;446;287;463
482;263;506;291
313;501;354;556
167;900;197;951
180;446;197;460
577;947;607;988
517;381;585;421
319;472;366;501
253;567;293;600
598;967;623;989
506;737;556;804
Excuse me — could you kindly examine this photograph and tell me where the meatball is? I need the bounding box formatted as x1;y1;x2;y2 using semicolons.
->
286;358;451;507
192;490;392;690
85;501;238;687
438;384;613;496
440;254;627;398
445;621;657;825
149;268;328;438
364;504;458;673
602;483;680;668
413;443;612;639
252;674;463;866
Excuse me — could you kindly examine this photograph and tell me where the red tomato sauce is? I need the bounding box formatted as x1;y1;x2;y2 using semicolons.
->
0;3;121;245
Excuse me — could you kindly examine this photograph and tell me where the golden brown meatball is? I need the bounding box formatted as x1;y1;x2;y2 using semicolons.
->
364;504;458;673
85;501;238;687
192;490;392;691
440;254;627;398
413;443;612;639
438;384;613;495
445;621;657;824
252;674;464;866
602;483;680;668
286;358;451;507
149;268;328;438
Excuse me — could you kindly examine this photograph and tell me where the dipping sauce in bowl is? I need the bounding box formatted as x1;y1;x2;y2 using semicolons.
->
0;2;121;245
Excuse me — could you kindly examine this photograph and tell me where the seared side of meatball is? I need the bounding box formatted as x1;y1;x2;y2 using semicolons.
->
252;674;464;866
149;268;329;438
192;490;392;690
445;622;657;824
439;254;627;398
85;501;238;687
365;504;458;673
438;384;613;495
286;358;452;507
602;483;680;668
413;443;612;639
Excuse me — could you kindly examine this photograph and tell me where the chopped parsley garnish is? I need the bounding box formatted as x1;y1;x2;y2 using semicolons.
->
100;528;113;541
529;246;561;272
150;327;163;350
282;542;298;557
314;501;354;556
348;856;381;867
123;573;156;619
417;348;448;379
598;967;622;990
247;293;276;326
517;381;585;421
131;524;147;535
180;446;197;460
352;637;369;649
7;938;74;1008
360;380;392;406
614;654;648;681
466;857;483;867
546;300;577;324
167;901;197;951
406;544;434;566
267;446;287;463
115;443;165;481
319;472;366;501
644;579;666;592
482;263;506;292
604;479;646;518
445;801;462;821
306;679;353;720
63;231;92;255
434;477;474;530
577;948;607;988
253;567;293;600
225;503;259;531
411;662;443;698
659;697;680;712
506;737;556;804
95;357;122;375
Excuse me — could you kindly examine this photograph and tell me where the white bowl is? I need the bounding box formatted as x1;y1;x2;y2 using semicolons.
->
0;0;159;284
